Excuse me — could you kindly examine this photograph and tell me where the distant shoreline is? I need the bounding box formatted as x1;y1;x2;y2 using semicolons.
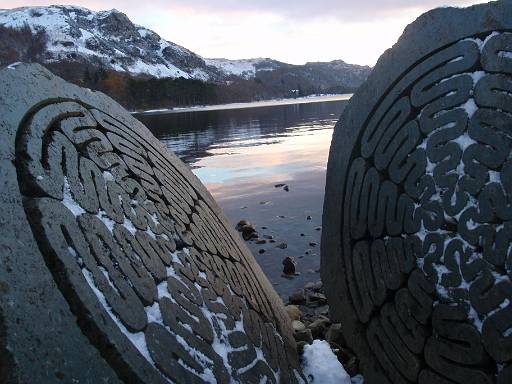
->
133;94;352;115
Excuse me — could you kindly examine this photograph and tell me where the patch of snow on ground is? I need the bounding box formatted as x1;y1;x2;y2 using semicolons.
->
302;340;352;384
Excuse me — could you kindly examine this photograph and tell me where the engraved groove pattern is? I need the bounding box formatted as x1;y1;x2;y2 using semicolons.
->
334;32;512;383
15;102;301;383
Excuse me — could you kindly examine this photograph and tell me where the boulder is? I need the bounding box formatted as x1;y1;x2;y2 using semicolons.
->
0;64;304;383
321;2;512;383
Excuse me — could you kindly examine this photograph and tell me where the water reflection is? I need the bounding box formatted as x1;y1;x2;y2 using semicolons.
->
137;97;348;299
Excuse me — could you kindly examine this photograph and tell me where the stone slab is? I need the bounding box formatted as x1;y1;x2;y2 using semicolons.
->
321;1;512;383
0;64;302;384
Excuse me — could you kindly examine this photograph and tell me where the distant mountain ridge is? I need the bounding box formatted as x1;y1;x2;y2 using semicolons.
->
0;5;372;109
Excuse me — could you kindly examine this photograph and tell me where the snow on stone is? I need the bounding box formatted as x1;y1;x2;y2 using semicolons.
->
62;177;86;217
453;131;477;151
7;62;22;69
302;340;352;384
460;98;478;118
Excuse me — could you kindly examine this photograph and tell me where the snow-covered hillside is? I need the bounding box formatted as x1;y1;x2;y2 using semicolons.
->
0;5;215;79
204;57;280;79
0;5;371;87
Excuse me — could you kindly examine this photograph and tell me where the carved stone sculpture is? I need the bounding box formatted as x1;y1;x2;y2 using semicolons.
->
322;2;512;383
0;64;302;383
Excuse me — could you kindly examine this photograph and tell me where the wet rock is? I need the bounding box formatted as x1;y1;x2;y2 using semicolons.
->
278;215;285;218
296;341;308;354
255;238;266;244
269;239;276;243
304;282;315;290
282;256;296;275
285;305;302;321
292;320;306;332
294;328;313;344
304;250;310;255
261;226;267;229
258;249;265;254
307;316;331;339
259;201;271;205
315;305;329;317
274;183;286;188
241;224;257;240
283;185;289;192
308;292;327;304
264;234;274;240
235;219;250;231
312;281;323;291
275;242;287;249
309;241;317;247
300;233;305;237
330;343;359;376
289;289;306;305
326;323;347;347
314;226;322;231
306;215;312;220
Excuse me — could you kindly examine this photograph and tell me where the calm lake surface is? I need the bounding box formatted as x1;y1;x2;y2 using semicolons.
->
136;95;349;299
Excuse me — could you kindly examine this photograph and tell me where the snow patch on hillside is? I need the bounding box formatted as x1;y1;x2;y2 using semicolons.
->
204;58;274;78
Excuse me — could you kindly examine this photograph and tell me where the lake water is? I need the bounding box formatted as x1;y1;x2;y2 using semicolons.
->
136;95;350;300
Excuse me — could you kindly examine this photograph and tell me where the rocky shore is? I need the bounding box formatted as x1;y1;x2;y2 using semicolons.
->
285;280;363;381
234;218;363;381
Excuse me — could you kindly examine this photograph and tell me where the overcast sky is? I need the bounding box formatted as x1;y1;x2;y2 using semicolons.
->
2;0;485;65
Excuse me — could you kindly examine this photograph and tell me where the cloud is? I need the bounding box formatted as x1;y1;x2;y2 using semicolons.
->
0;0;485;65
144;0;482;21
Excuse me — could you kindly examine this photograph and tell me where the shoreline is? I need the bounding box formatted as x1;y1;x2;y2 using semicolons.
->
133;93;352;115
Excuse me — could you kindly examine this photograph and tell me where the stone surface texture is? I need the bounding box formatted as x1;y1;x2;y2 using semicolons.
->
321;1;512;383
0;64;302;383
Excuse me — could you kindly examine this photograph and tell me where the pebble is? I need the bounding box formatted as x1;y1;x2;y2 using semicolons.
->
275;242;287;249
255;238;266;244
293;328;313;343
326;323;347;347
307;316;331;339
309;241;317;247
314;226;322;231
292;320;306;332
235;219;249;231
308;292;327;305
296;341;308;354
264;234;274;239
241;225;258;240
285;305;302;321
283;185;289;192
282;256;296;275
288;289;306;304
300;233;305;237
304;282;315;290
306;215;312;220
258;249;265;254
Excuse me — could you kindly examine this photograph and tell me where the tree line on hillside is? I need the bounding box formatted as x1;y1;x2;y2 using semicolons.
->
0;24;357;111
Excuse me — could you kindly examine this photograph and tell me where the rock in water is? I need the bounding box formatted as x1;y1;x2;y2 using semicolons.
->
282;256;297;275
0;64;303;383
321;2;512;384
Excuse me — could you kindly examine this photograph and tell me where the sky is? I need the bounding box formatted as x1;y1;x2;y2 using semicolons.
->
1;0;485;66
